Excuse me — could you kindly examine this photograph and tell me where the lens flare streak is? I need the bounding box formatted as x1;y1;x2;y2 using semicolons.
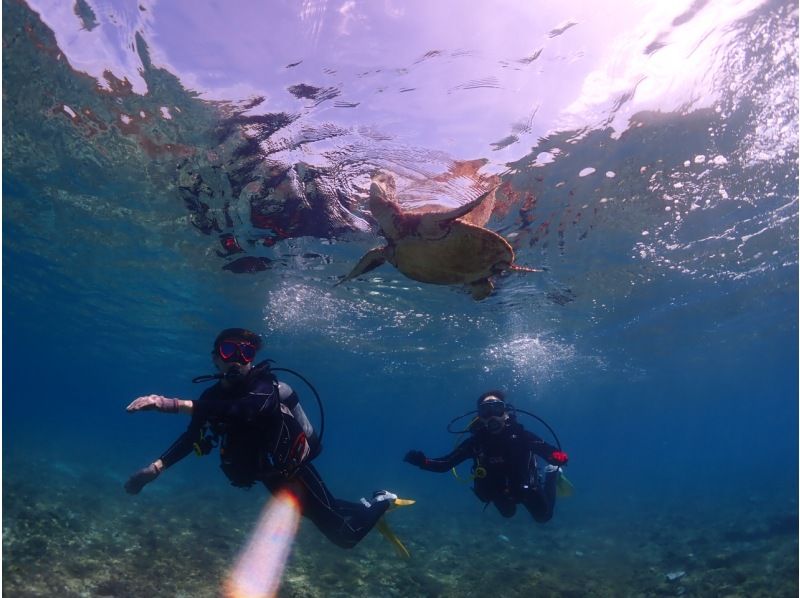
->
223;488;302;598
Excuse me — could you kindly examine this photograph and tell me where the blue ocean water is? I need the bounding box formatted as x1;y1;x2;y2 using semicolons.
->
4;0;798;596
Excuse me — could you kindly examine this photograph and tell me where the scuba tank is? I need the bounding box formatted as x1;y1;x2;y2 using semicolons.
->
270;365;324;454
276;381;321;460
263;381;321;474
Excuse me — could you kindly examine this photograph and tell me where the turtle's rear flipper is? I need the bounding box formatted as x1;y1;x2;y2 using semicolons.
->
510;264;544;273
418;187;496;237
469;279;494;300
336;247;387;285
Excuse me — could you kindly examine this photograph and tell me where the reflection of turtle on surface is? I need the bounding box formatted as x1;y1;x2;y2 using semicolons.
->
337;171;541;300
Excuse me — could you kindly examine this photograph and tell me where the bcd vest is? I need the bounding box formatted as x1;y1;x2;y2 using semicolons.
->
200;365;320;486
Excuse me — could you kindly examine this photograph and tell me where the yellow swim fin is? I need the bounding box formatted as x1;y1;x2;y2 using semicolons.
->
557;470;574;497
376;516;411;559
392;497;416;508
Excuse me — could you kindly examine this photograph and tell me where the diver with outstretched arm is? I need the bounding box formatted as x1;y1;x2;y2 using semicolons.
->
124;327;399;549
404;391;569;521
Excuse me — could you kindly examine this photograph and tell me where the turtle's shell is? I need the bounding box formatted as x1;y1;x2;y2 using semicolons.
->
388;221;513;285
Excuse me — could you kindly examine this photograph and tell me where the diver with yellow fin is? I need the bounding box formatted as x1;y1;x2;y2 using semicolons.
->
124;328;402;550
404;391;570;521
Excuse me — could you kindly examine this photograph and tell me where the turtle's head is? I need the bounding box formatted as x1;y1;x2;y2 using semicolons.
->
369;171;396;201
369;171;399;228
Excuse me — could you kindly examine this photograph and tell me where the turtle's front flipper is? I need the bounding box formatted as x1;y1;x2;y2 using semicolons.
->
336;247;387;285
418;187;495;238
469;279;494;300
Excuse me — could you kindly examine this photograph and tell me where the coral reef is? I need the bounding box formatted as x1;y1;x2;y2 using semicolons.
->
3;456;797;597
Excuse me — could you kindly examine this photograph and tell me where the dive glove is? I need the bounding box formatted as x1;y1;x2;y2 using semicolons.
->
124;461;163;494
404;450;426;467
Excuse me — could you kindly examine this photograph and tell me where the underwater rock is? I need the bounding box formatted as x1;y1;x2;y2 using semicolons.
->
223;256;274;274
547;288;576;305
6;0;369;278
175;133;369;268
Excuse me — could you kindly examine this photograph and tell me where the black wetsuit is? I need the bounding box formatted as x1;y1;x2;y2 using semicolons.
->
418;420;560;520
159;367;389;548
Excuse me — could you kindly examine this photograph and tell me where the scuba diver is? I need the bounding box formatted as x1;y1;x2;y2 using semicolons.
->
404;391;569;521
124;327;398;549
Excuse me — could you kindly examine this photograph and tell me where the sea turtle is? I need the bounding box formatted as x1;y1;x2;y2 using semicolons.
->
337;171;540;300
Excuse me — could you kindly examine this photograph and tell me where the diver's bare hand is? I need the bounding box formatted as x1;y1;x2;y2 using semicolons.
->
126;394;191;414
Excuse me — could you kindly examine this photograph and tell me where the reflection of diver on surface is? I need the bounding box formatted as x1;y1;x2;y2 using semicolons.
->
404;391;570;521
124;328;399;549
